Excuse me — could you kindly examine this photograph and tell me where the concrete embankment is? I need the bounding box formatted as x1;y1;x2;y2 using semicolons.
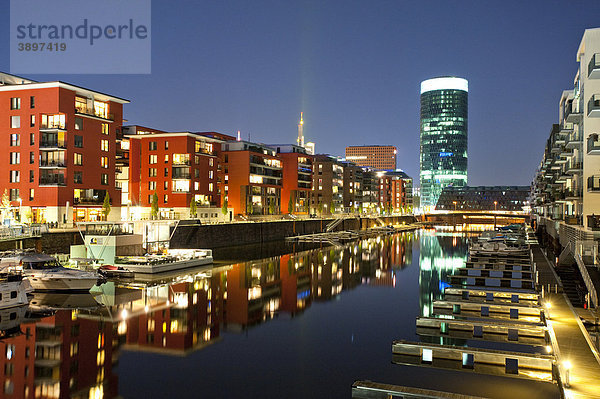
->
171;215;418;249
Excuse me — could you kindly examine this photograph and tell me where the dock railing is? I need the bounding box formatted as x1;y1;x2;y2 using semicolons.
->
574;239;599;308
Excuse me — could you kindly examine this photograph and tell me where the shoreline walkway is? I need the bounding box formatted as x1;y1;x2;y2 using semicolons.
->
533;245;600;398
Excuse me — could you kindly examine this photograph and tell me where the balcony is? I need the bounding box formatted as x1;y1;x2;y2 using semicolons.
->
589;53;600;78
75;105;114;121
39;160;66;169
588;134;600;154
565;188;583;199
39;122;66;131
39;139;66;150
39;174;66;186
565;101;582;122
567;160;583;174
560;122;574;132
588;95;600;117
566;132;583;149
588;215;600;231
171;172;191;179
588;175;600;192
554;132;567;145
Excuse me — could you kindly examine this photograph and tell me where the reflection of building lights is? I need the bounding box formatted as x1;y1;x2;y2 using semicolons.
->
121;309;128;320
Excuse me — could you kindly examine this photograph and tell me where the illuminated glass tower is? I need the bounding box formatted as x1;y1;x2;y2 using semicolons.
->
420;77;468;208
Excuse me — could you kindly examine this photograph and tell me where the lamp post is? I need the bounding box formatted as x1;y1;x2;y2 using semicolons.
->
18;198;22;223
453;201;457;231
494;201;498;229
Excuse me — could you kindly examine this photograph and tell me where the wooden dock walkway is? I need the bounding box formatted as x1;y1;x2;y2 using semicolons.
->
533;245;600;398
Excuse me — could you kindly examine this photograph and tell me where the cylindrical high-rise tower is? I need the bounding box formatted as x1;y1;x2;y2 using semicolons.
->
419;77;468;209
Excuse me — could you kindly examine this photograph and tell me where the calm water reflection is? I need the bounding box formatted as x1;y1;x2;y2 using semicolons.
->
0;230;558;398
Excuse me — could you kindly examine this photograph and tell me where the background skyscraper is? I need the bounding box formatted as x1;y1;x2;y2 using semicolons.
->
419;77;468;208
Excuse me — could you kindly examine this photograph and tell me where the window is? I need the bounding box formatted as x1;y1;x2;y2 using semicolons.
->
29;151;34;164
195;155;200;164
149;181;156;190
164;154;169;163
29;133;34;145
74;153;83;166
74;135;83;148
9;170;20;183
209;183;214;192
100;174;108;185
30;96;35;109
10;97;20;110
164;141;169;150
101;140;109;152
74;117;83;130
148;194;154;203
10;134;19;146
209;158;214;167
101;156;108;168
224;155;228;163
194;182;199;190
29;189;34;201
164;168;169;177
149;168;157;177
163;181;168;190
74;171;82;184
10;116;20;129
9;153;20;165
29;170;34;183
209;171;213;179
149;141;157;151
149;154;157;164
164;194;168;203
30;115;35;127
101;123;109;135
194;169;199;178
9;189;19;201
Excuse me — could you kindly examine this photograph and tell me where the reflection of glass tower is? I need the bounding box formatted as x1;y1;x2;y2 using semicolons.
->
420;77;468;208
418;231;468;318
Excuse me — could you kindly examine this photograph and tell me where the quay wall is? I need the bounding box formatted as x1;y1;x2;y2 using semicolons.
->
0;231;83;254
171;215;418;250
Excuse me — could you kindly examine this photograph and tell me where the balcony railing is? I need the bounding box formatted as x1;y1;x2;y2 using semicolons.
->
40;122;66;130
588;134;600;154
560;122;574;132
39;175;66;186
589;53;600;78
564;215;583;226
75;105;114;121
565;101;582;122
39;160;66;168
74;197;103;205
40;139;66;149
565;188;583;198
567;161;583;172
588;95;600;117
172;173;191;179
588;175;600;192
172;160;191;166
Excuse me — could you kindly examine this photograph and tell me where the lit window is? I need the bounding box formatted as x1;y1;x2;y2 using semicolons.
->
101;140;109;152
10;116;20;129
149;154;157;164
101;156;108;169
101;123;109;135
10;98;20;110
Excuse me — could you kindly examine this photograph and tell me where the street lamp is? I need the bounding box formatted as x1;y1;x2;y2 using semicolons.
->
18;198;22;223
494;201;498;229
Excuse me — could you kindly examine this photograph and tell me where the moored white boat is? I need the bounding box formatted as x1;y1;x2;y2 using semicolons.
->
0;274;32;308
114;249;213;274
0;252;102;292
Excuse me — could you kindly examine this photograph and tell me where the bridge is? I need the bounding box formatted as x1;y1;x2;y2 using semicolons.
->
423;211;529;227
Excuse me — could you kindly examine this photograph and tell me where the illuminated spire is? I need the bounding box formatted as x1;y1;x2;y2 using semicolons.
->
297;112;304;147
237;130;241;141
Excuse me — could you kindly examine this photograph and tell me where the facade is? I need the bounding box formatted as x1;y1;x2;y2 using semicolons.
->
0;72;127;224
125;130;223;220
270;144;313;214
310;155;344;214
342;164;364;212
420;76;468;209
532;28;600;230
378;170;413;213
345;145;397;170
436;186;530;212
221;141;282;216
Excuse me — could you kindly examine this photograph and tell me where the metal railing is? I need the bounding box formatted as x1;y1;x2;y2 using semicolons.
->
589;53;600;77
75;105;114;121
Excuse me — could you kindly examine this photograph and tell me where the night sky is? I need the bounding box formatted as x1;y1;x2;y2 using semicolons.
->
2;0;600;186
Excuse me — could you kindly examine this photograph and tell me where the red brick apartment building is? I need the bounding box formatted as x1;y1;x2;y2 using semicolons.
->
0;72;127;224
310;155;345;214
345;145;397;170
220;141;283;216
270;144;313;214
123;127;225;219
378;170;413;212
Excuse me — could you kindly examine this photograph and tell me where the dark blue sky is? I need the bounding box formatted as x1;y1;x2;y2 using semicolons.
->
2;0;600;186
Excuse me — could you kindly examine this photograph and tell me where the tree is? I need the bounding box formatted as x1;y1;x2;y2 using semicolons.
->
330;201;335;215
189;199;197;218
102;192;111;221
151;192;159;220
246;201;253;216
317;203;323;215
358;204;363;214
288;196;294;214
269;200;275;215
222;199;228;216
